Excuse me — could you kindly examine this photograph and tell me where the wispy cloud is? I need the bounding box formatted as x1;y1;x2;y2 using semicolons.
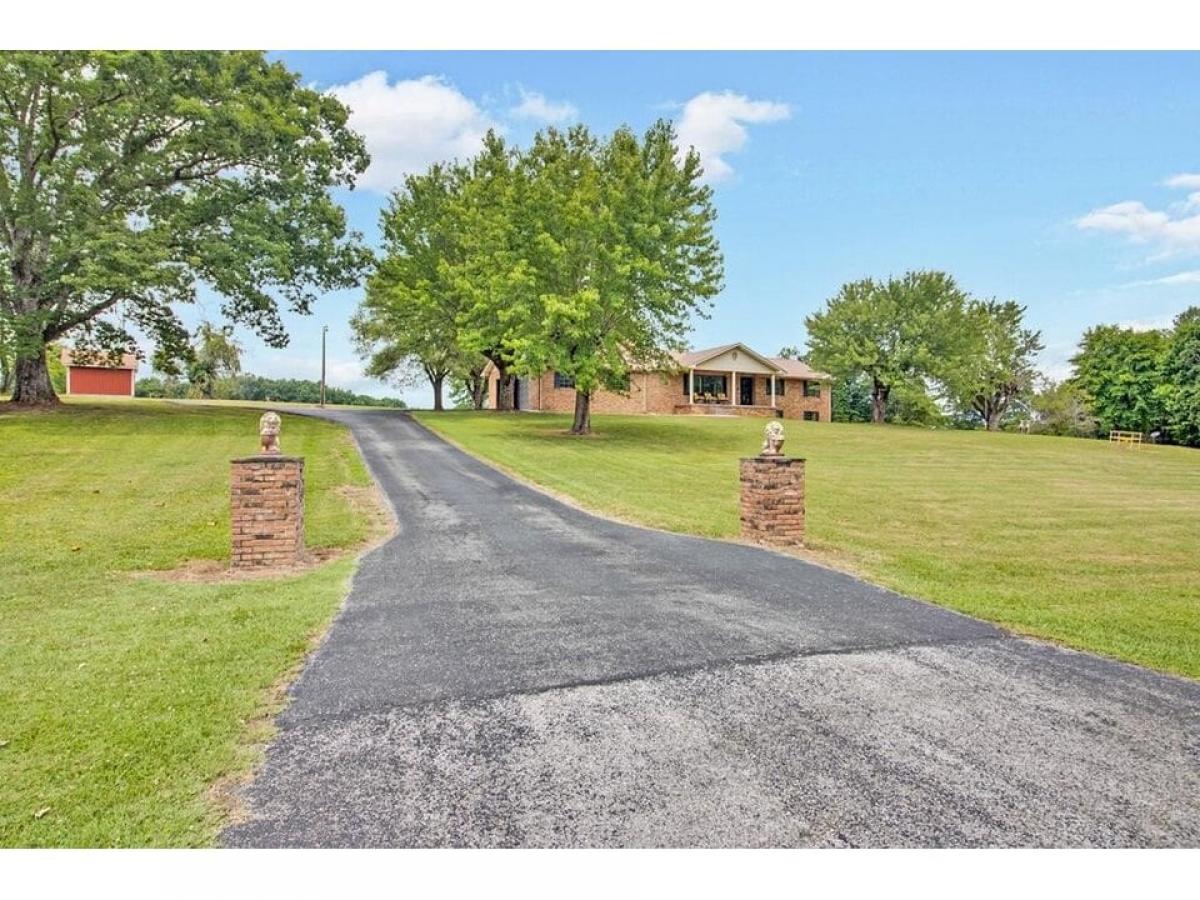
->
1163;173;1200;190
1116;314;1176;332
1076;175;1200;256
1118;269;1200;288
674;91;790;184
327;72;497;193
508;86;578;124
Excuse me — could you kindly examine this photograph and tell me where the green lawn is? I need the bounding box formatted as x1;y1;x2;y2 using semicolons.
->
0;400;383;847
415;412;1200;679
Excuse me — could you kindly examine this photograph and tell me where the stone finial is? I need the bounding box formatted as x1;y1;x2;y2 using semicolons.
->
258;411;282;455
761;420;785;457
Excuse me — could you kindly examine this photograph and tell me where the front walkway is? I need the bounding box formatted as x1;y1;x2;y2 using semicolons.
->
222;410;1200;847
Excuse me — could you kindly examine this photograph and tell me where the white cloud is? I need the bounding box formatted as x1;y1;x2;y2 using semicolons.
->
1119;269;1200;288
1116;314;1176;332
1163;173;1200;190
509;86;578;124
327;71;496;193
674;91;790;184
1076;177;1200;256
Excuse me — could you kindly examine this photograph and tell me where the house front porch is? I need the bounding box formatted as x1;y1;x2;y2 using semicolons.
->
673;403;783;418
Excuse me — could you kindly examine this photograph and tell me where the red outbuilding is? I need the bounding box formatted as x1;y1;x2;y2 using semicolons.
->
61;347;138;397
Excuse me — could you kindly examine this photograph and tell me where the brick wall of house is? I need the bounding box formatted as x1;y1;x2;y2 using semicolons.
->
230;456;305;568
484;368;832;420
536;371;684;414
763;377;832;421
486;368;685;414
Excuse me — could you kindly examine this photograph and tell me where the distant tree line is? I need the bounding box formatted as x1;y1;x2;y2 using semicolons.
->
135;373;405;408
1061;306;1200;446
803;272;1199;446
133;321;403;407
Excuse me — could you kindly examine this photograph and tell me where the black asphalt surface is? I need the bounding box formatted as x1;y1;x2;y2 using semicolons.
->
222;410;1200;847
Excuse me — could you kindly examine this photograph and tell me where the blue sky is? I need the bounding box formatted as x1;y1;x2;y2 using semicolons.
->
182;52;1200;404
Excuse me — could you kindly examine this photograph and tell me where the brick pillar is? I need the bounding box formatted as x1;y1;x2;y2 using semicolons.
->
230;456;305;568
739;457;805;548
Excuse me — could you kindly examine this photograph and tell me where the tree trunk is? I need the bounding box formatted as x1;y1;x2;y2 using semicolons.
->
985;409;1001;431
470;375;487;410
494;370;515;411
870;379;889;424
10;347;58;406
570;390;592;435
431;373;445;412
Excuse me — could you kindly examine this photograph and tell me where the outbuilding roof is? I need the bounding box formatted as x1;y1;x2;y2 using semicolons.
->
60;347;139;370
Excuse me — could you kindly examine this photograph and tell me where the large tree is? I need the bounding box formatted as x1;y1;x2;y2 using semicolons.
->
805;271;973;423
1069;324;1168;434
453;132;528;412
353;163;485;412
943;300;1043;430
360;122;722;430
1161;306;1200;446
0;51;369;405
510;122;722;434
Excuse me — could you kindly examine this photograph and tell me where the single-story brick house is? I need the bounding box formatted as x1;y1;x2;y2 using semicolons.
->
485;343;833;420
61;347;138;397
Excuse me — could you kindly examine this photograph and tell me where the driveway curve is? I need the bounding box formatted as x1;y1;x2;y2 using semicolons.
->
223;410;1200;847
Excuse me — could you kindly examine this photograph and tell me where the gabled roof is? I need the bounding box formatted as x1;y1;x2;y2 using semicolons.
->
768;357;833;381
671;342;785;373
61;347;139;370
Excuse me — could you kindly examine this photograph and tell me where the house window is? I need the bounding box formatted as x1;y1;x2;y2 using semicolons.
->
553;372;575;389
804;381;821;398
691;374;727;397
765;378;785;396
803;411;820;422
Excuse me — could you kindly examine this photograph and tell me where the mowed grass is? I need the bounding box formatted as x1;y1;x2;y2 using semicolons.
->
415;412;1200;679
0;400;380;847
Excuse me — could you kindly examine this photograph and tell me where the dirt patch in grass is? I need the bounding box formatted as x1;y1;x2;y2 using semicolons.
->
138;482;395;584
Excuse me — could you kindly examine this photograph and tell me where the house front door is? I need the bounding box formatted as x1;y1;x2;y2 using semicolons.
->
739;376;754;406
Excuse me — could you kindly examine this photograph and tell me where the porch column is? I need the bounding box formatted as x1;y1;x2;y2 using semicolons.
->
771;374;776;408
732;370;738;405
689;368;695;404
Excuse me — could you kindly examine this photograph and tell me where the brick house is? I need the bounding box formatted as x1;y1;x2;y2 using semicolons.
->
484;343;833;421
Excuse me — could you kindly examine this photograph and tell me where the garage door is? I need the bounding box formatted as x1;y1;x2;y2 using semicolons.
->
70;367;132;395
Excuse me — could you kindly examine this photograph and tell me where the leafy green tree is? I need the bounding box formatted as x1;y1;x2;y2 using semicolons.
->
805;271;972;424
943;300;1043;430
830;372;873;422
353;164;486;412
362;122;723;430
1069;325;1168;434
185;321;241;399
509;122;722;434
45;342;66;394
1030;377;1097;438
1161;306;1200;446
453;132;528;412
0;51;369;406
778;345;870;422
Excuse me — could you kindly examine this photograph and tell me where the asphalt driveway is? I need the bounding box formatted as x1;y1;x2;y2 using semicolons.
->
222;410;1200;847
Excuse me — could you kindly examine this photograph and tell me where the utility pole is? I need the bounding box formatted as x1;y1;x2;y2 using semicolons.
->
320;325;328;408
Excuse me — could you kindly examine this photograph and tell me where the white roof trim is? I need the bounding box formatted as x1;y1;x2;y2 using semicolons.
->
686;342;785;374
